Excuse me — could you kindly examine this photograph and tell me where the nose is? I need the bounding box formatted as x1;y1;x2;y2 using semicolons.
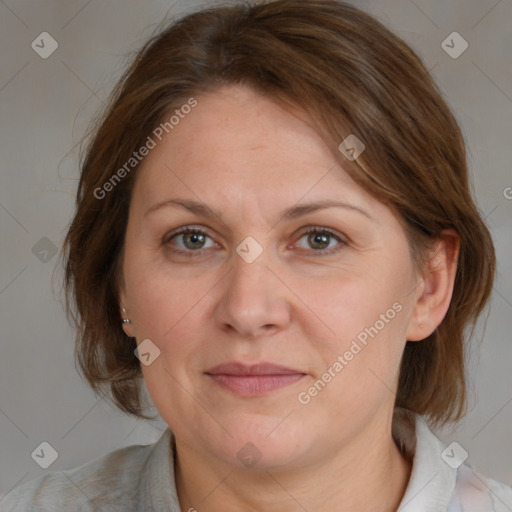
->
214;247;291;339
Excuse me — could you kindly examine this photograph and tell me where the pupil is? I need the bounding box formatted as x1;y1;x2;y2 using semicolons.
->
310;233;329;249
185;233;205;249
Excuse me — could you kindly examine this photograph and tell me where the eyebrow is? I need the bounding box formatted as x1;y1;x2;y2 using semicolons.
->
144;198;372;222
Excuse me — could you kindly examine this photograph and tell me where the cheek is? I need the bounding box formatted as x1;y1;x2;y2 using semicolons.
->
297;264;405;339
125;246;213;342
295;261;411;391
135;281;210;428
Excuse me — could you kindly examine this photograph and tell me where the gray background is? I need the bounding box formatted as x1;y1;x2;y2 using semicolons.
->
0;0;511;500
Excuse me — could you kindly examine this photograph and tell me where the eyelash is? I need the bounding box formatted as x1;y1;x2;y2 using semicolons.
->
164;225;346;258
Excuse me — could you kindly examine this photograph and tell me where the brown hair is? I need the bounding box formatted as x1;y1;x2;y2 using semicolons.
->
62;0;496;427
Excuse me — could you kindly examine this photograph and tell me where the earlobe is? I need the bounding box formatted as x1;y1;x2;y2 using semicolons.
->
120;305;135;337
119;284;135;338
406;230;460;342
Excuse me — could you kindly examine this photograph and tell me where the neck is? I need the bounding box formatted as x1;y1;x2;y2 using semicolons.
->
174;414;413;512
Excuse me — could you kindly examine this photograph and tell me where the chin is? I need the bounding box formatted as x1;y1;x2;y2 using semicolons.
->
207;417;308;470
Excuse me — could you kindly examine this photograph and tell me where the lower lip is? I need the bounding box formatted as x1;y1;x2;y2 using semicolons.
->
206;373;305;396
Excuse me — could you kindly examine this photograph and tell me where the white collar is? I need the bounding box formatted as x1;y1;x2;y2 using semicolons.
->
395;412;458;511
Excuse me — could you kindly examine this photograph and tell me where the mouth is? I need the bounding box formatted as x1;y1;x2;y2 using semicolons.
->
205;362;307;396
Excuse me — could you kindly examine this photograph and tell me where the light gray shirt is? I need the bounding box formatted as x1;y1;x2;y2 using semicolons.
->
1;413;511;511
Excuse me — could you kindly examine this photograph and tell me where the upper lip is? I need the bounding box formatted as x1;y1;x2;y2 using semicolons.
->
205;362;304;376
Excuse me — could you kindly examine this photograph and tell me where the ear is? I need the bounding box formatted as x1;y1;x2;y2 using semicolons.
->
406;230;460;341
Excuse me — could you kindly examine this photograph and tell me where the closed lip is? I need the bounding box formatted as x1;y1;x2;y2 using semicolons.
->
205;362;305;376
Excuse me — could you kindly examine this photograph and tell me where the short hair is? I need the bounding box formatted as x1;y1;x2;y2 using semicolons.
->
62;0;496;427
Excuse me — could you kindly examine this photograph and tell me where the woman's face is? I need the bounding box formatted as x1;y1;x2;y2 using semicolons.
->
120;84;424;470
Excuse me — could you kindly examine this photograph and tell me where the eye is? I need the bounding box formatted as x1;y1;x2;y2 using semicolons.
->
164;225;345;258
294;227;345;254
165;227;217;253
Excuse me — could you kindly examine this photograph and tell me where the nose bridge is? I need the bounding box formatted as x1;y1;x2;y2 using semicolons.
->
215;238;290;337
228;241;272;307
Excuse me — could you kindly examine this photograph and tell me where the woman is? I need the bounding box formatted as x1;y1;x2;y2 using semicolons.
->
2;0;511;510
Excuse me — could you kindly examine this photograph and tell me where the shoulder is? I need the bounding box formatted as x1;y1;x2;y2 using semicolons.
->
0;441;155;512
449;463;512;512
394;410;512;512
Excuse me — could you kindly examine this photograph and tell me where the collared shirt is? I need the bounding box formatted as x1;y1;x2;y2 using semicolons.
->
1;412;511;511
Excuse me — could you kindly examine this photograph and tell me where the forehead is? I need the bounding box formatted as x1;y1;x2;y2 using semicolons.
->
131;84;377;218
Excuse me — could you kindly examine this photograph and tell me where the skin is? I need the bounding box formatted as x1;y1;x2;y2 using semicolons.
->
119;84;459;512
